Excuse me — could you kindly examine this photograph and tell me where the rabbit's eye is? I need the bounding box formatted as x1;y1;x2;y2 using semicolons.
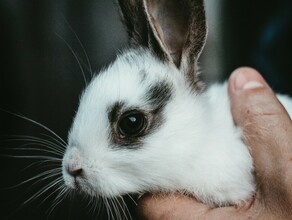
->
118;112;146;137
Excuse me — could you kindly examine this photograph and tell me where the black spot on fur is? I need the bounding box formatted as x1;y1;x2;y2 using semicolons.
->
141;82;173;141
146;82;172;111
108;102;124;124
139;69;147;83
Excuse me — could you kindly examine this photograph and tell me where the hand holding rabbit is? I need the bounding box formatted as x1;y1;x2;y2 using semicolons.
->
137;67;292;220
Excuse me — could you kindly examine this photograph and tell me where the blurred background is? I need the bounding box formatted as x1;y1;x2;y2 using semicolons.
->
0;0;291;219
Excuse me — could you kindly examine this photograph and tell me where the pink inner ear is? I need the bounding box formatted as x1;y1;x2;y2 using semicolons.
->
147;0;189;68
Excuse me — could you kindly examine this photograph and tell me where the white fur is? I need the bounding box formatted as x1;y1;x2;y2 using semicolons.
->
61;48;292;207
277;94;292;117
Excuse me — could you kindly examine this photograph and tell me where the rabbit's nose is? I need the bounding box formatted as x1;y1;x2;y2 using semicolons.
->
67;155;83;177
68;166;83;177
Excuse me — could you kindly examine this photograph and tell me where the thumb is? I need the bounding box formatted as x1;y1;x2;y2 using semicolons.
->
228;67;292;215
228;67;289;127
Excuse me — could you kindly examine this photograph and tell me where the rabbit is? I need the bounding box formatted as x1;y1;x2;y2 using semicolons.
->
62;0;292;209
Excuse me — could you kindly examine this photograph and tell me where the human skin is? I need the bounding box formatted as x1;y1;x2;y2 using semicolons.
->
137;67;292;220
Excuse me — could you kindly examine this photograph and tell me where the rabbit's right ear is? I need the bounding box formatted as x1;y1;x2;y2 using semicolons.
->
118;0;168;62
118;0;207;89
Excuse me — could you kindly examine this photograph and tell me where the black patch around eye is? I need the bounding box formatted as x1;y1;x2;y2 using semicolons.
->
146;82;172;110
107;82;171;149
108;102;124;124
108;103;146;148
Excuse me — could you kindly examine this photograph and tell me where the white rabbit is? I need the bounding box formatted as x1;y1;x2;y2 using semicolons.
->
62;0;292;208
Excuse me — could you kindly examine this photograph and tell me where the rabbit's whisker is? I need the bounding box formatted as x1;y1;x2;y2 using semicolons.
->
0;108;67;146
4;168;61;190
55;33;88;87
23;177;63;206
62;16;93;79
46;185;69;218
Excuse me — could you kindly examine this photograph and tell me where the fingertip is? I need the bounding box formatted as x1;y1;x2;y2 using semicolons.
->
227;67;274;126
228;67;267;95
227;67;290;138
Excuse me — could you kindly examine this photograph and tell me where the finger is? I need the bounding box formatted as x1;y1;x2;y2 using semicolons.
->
137;194;258;220
228;67;292;162
137;194;208;220
228;67;292;215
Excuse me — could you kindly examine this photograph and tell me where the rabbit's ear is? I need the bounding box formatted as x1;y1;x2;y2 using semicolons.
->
118;0;207;83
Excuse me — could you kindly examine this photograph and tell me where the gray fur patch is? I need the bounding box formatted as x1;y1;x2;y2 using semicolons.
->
146;81;172;111
139;69;147;83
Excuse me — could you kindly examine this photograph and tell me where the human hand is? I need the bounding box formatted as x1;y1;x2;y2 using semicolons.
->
137;67;292;220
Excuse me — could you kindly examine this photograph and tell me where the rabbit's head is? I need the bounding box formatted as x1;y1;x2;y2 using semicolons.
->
62;0;207;198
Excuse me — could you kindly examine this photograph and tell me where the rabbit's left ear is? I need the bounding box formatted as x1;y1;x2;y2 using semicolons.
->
118;0;207;86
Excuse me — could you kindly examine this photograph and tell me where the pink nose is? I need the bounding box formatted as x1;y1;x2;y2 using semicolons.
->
67;156;83;177
68;166;83;177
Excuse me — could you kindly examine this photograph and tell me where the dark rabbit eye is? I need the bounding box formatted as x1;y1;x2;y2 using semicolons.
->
118;112;146;137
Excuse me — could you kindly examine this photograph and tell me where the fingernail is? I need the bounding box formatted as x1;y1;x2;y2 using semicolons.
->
231;68;264;91
243;81;264;90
